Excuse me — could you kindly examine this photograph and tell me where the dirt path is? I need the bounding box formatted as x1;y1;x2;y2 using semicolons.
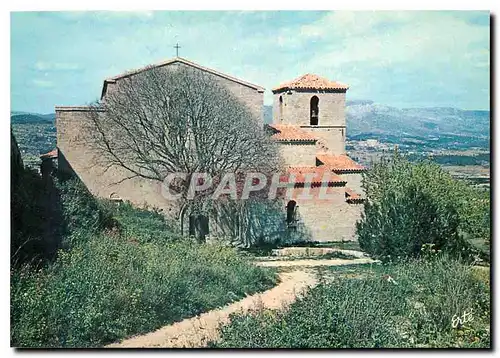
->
106;270;318;348
106;256;376;348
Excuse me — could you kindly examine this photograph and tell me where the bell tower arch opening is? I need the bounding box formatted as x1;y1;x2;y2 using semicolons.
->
310;95;319;125
279;95;284;122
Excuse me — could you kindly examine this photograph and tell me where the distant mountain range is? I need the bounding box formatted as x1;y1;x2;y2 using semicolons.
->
344;100;489;139
263;101;490;149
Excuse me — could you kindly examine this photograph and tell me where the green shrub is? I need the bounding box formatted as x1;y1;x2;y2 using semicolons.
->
56;178;115;248
357;152;487;262
211;256;490;348
11;166;48;265
103;201;182;244
458;186;490;258
11;235;277;348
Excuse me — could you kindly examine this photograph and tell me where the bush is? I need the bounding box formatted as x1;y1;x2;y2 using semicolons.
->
211;256;490;348
11;235;277;348
357;152;488;262
56;178;115;248
11;166;48;265
103;201;182;244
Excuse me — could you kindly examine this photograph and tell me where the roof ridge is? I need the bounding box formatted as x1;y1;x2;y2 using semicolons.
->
272;73;349;92
101;57;265;99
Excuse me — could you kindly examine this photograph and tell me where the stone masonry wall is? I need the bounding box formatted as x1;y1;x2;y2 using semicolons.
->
58;108;362;243
104;62;264;127
56;108;182;221
291;186;363;242
341;173;364;193
278;142;317;167
273;89;347;155
302;126;346;154
272;90;346;127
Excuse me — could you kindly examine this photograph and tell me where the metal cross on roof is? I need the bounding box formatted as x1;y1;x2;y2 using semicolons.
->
174;43;181;57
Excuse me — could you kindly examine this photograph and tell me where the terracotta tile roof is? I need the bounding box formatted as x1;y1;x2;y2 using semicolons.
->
345;187;364;203
40;148;58;159
267;124;318;142
285;166;346;185
273;73;349;92
316;154;365;173
102;57;265;99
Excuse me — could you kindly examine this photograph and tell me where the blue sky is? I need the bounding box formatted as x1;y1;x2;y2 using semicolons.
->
11;10;490;113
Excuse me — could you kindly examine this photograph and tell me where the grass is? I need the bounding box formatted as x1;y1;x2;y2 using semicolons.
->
11;237;277;348
11;179;278;348
210;255;490;348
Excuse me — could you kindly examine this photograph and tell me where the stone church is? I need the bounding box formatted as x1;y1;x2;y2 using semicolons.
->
48;56;365;243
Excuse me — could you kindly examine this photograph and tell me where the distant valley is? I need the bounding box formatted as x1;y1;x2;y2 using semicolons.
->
11;112;56;168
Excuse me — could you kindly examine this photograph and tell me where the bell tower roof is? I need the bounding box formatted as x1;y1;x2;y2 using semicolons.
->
272;73;349;93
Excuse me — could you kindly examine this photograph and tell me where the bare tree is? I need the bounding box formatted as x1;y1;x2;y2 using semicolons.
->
84;65;282;242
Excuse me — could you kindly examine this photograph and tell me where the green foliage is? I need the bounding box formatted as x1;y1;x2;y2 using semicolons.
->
12;176;277;347
58;178;183;247
357;152;489;262
11;235;277;348
103;201;182;244
56;179;116;248
211;256;490;348
11;165;49;266
459;186;490;255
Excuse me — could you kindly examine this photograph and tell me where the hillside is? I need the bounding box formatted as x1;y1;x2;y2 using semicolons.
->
11;113;55;124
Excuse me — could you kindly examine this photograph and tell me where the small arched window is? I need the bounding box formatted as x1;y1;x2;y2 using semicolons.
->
310;96;319;125
279;95;284;122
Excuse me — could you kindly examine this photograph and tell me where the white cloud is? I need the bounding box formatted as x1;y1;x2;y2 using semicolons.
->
52;11;154;21
301;11;489;71
93;11;154;20
299;11;413;40
34;62;81;71
32;79;54;87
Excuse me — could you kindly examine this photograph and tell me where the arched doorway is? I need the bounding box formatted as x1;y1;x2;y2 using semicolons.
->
310;96;319;125
286;200;297;230
279;95;284;122
189;214;209;243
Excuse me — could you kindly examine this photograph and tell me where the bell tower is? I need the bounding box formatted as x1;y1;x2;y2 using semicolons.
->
272;73;349;155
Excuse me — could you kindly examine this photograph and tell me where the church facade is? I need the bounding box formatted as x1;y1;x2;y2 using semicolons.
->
51;57;365;243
